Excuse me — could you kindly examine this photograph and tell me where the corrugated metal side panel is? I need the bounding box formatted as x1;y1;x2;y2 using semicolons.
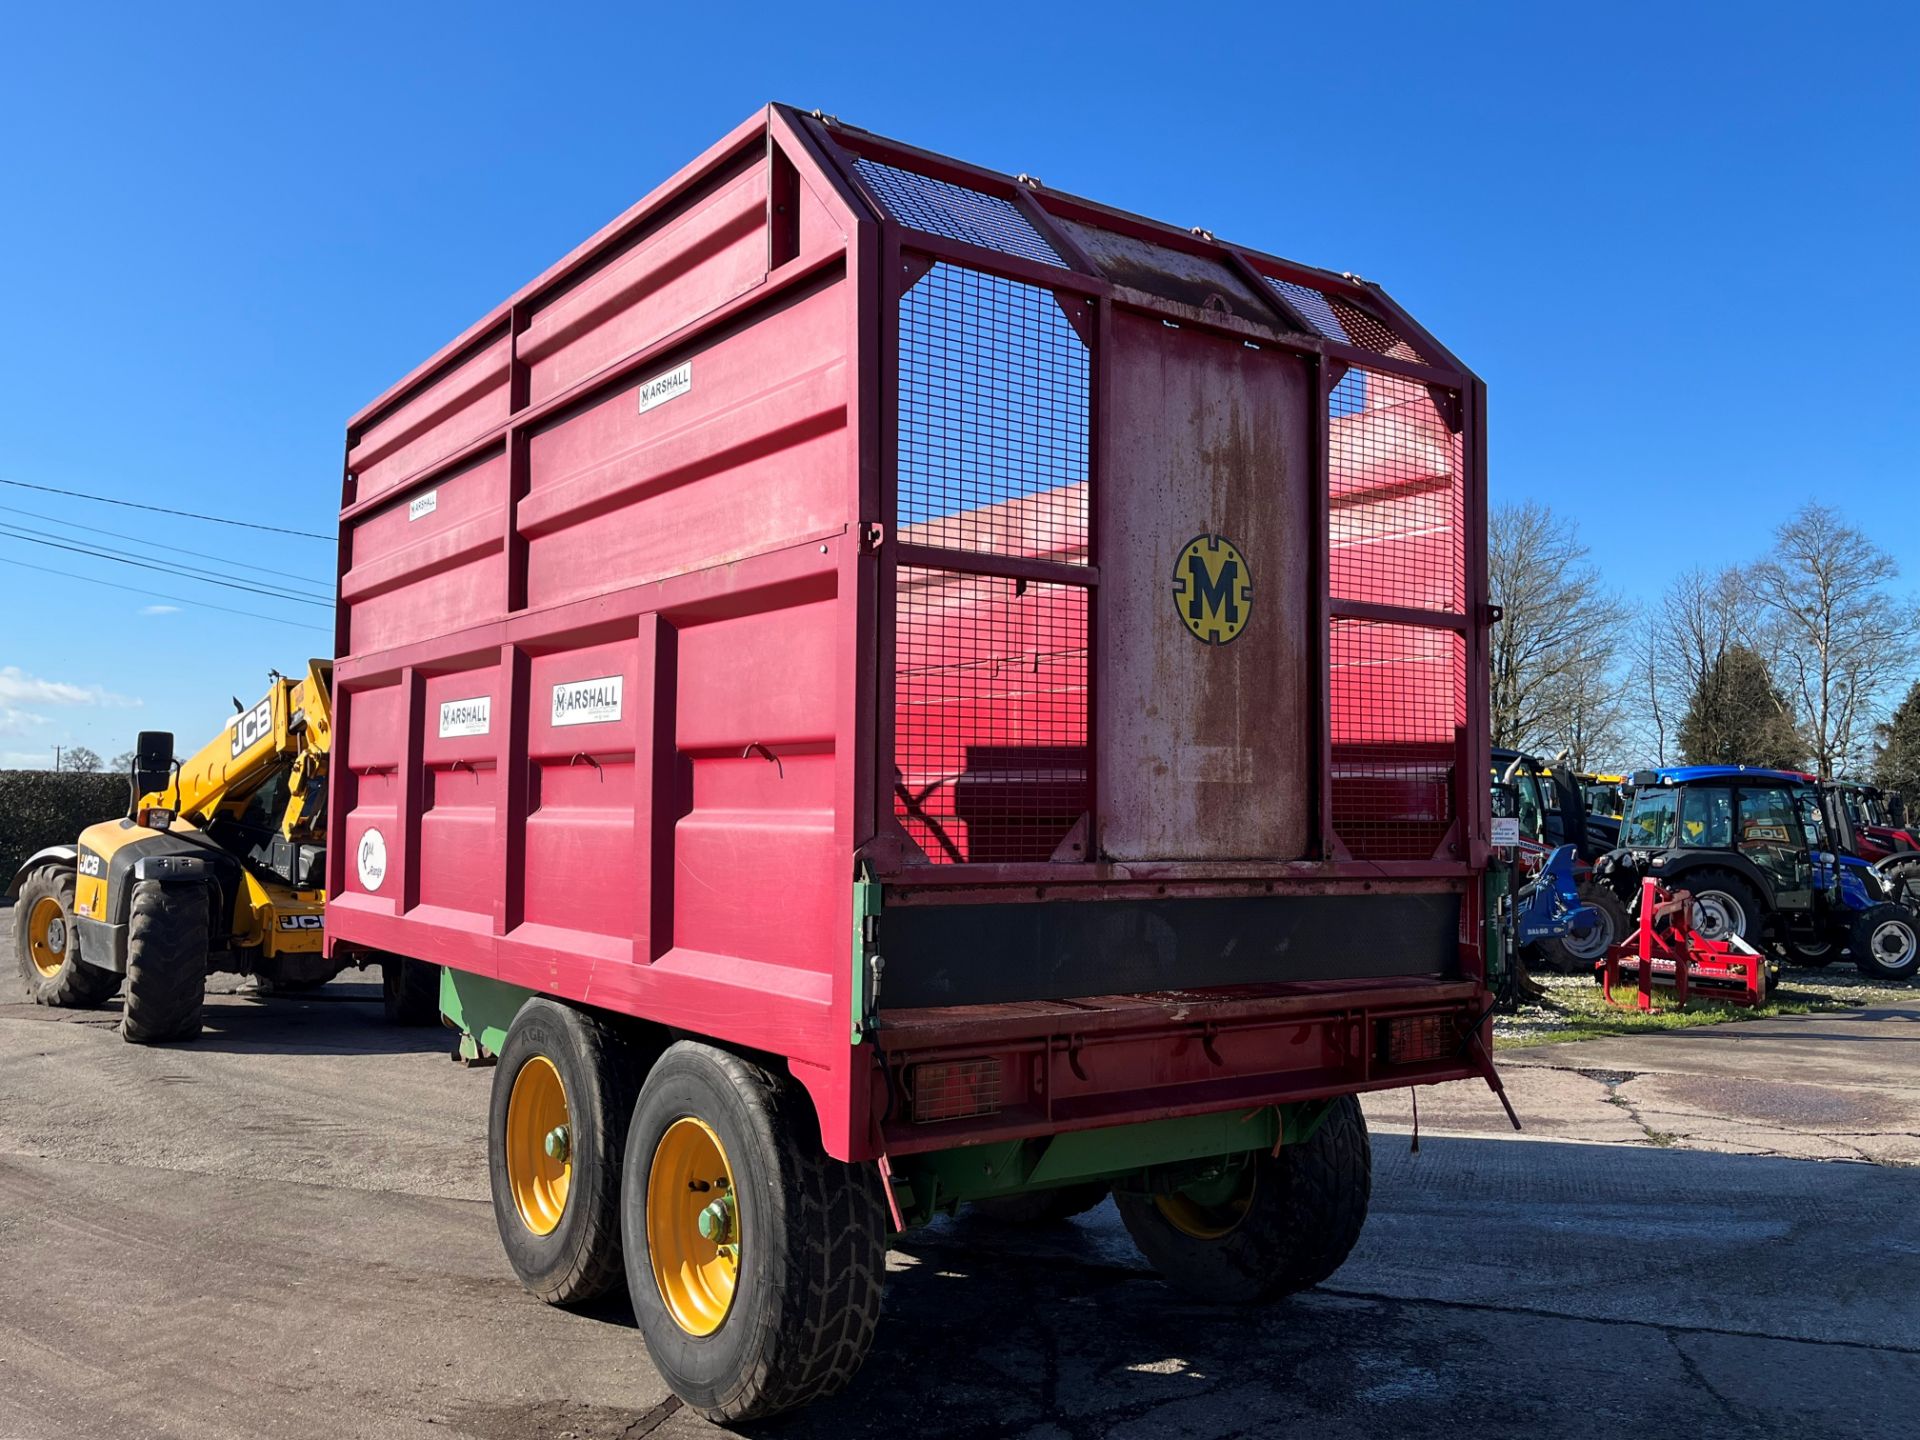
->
347;333;511;504
518;279;849;610
342;450;508;655
328;113;873;1157
518;160;772;407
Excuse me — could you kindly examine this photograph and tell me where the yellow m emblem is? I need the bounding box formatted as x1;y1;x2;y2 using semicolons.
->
1172;534;1253;645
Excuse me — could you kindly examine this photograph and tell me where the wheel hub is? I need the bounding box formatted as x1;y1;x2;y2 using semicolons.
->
1872;920;1916;968
505;1056;571;1236
1691;892;1743;942
648;1117;740;1335
27;896;69;979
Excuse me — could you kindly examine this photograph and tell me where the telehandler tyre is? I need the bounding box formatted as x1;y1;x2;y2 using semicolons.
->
381;957;440;1025
489;999;642;1305
1116;1094;1372;1303
13;866;119;1008
119;880;208;1044
623;1041;886;1424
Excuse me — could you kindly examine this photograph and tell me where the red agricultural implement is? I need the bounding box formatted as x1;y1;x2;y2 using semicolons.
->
1602;878;1769;1010
327;103;1498;1421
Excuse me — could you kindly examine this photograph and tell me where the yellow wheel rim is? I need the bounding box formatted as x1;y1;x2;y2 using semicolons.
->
27;895;69;980
648;1117;739;1336
505;1056;571;1236
1154;1168;1257;1241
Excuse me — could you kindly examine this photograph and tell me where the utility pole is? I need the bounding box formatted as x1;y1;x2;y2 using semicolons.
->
53;745;61;772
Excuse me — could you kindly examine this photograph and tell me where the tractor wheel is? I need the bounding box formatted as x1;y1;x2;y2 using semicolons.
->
381;957;440;1026
1782;934;1836;967
624;1041;886;1423
488;999;643;1305
972;1182;1110;1225
1539;882;1629;973
119;881;208;1044
13;867;119;1008
1675;869;1762;948
1850;904;1920;982
1115;1094;1371;1304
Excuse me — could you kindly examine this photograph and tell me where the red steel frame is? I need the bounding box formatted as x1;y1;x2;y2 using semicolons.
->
326;105;1497;1166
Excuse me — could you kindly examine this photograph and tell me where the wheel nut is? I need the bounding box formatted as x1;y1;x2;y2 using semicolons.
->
544;1125;570;1163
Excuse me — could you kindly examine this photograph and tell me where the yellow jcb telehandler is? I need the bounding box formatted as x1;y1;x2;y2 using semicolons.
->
9;661;436;1041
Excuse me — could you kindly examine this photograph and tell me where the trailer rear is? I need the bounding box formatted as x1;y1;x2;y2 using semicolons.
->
328;104;1498;1421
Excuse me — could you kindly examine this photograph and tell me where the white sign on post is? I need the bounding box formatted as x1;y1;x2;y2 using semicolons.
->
1491;816;1522;848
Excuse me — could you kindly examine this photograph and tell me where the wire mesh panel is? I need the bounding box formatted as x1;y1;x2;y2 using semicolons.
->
893;568;1089;864
1328;367;1465;614
1329;618;1465;860
1265;276;1423;363
897;264;1090;562
855;158;1066;269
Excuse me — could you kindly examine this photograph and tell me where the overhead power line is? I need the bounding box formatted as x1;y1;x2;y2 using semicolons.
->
0;554;333;635
0;528;334;608
0;503;334;593
0;476;334;541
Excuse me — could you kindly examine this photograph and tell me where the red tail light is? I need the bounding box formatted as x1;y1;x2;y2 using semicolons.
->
908;1058;1001;1124
1381;1014;1463;1066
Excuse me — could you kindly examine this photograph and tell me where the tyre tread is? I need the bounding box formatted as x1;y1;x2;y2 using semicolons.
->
120;880;207;1044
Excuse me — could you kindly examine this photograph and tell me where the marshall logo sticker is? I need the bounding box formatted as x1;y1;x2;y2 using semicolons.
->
408;488;438;522
1172;534;1253;645
636;361;692;415
438;696;491;738
552;675;624;727
356;827;388;893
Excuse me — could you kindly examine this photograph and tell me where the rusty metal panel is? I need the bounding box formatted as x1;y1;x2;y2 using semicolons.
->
1097;310;1313;861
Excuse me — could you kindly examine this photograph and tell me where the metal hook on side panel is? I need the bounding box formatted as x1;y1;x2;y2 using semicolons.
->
742;742;784;778
568;752;602;778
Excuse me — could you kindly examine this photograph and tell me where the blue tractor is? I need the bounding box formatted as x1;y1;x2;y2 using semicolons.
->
1598;766;1920;982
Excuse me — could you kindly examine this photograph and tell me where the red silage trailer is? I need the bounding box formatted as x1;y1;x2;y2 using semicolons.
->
327;104;1497;1421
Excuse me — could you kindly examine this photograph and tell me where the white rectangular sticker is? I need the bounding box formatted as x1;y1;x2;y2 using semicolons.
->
437;696;491;738
408;489;438;521
636;361;692;415
1491;816;1522;847
552;675;624;727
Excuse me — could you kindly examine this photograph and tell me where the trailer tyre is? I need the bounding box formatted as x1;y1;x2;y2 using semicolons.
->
381;957;440;1025
120;881;208;1044
1850;904;1920;982
488;999;643;1305
13;867;119;1008
1116;1095;1372;1304
623;1042;887;1423
971;1183;1110;1226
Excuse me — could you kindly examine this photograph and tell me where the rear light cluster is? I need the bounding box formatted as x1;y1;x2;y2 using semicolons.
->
1380;1013;1464;1066
907;1058;1001;1124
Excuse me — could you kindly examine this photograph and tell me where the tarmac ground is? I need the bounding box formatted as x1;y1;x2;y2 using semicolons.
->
1;946;1914;1439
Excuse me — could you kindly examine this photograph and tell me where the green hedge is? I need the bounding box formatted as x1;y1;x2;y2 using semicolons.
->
0;771;131;888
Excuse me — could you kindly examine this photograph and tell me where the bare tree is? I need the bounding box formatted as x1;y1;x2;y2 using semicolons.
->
1540;638;1630;771
1749;503;1919;776
1488;501;1628;756
1624;610;1673;766
60;745;102;772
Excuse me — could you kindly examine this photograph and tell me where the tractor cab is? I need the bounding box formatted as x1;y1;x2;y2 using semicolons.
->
1606;766;1918;981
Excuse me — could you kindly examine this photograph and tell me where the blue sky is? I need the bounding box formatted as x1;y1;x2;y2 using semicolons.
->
2;2;1916;766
